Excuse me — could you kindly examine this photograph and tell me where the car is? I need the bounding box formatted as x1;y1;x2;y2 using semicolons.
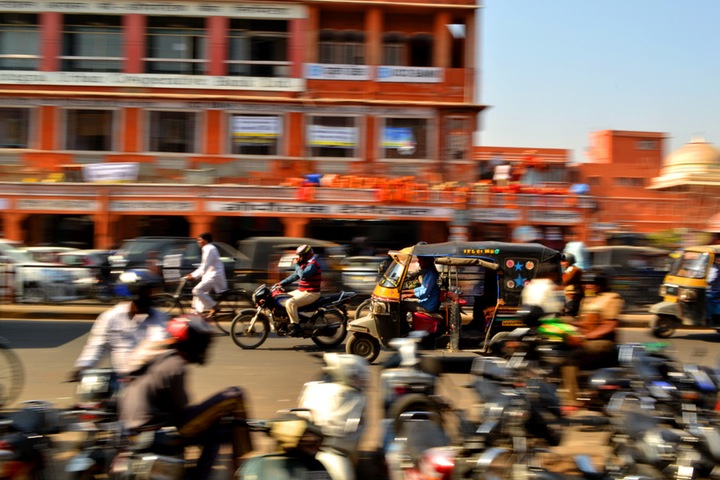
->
235;236;346;291
0;239;79;303
21;246;79;263
56;249;113;300
108;236;248;289
339;256;387;295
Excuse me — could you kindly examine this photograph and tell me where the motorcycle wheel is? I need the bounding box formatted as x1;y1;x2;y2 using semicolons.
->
650;314;676;338
354;298;372;319
230;311;270;349
311;310;347;349
345;333;381;364
387;393;442;433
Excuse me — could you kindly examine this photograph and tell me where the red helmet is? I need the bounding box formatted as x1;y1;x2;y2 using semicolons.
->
166;315;214;364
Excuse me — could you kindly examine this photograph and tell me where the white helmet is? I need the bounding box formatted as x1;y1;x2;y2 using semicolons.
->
322;353;370;391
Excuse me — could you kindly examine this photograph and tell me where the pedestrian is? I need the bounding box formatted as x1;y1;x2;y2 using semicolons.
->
185;232;227;317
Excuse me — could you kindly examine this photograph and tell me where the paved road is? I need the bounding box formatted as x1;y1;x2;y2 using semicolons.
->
1;305;718;477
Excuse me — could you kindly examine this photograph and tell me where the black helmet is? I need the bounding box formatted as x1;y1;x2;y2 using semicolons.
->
582;269;608;291
517;305;545;328
166;314;214;365
562;253;576;265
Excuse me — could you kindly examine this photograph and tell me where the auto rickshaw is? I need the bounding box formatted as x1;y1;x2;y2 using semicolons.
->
649;244;720;338
345;241;563;363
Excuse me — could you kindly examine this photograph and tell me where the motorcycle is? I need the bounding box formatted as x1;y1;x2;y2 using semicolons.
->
229;284;356;349
236;413;333;480
0;400;63;480
64;368;122;479
296;353;371;480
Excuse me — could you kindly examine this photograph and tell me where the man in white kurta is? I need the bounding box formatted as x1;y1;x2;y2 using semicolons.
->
186;232;227;315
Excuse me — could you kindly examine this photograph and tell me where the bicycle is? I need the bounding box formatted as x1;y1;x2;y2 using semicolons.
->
0;337;24;408
151;278;253;335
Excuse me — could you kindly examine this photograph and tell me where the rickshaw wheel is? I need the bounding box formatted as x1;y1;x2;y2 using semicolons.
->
345;333;380;364
650;315;676;338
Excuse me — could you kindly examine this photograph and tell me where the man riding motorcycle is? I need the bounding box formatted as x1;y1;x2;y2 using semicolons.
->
69;269;169;380
120;315;253;479
275;245;323;337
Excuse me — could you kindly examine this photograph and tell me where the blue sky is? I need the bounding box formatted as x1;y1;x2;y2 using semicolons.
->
475;0;720;162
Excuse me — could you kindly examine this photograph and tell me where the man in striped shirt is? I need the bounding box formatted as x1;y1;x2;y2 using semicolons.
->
276;244;323;337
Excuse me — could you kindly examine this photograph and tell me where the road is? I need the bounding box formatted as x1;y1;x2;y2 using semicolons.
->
1;316;719;476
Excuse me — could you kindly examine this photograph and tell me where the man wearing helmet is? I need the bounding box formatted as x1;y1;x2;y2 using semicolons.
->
275;244;322;337
68;269;169;380
185;232;227;318
561;269;623;409
120;315;253;480
560;253;584;317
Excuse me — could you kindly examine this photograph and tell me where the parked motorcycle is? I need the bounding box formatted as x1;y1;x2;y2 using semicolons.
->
229;284;356;349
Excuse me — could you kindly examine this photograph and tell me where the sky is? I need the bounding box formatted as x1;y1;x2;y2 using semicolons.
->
475;0;720;163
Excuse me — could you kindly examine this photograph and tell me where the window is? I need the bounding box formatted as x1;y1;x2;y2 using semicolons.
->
148;111;197;153
307;115;360;159
636;140;658;150
445;117;469;160
409;34;432;67
318;30;365;65
382;32;407;66
614;177;645;187
0;13;39;70
230;113;283;155
0;107;31;148
146;17;206;75
228;19;289;77
61;14;122;72
65;109;114;151
381;117;430;159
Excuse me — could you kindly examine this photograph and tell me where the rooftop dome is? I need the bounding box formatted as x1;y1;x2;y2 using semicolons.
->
664;136;720;167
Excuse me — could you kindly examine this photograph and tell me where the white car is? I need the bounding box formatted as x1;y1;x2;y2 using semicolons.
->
0;239;79;303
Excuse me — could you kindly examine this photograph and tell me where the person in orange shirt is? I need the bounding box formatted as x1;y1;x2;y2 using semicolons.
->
560;253;584;317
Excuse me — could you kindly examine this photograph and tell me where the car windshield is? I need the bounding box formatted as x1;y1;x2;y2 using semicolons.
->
0;243;36;263
668;251;710;279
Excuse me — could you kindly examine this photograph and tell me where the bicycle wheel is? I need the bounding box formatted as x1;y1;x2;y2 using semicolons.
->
0;340;24;408
151;293;185;316
212;290;254;335
230;311;270;349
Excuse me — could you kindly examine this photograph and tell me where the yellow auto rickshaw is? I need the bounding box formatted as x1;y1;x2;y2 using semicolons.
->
649;244;720;338
345;241;563;363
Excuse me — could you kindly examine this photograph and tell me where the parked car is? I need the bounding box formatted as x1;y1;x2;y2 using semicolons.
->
0;239;79;303
56;249;113;300
108;236;248;289
586;245;672;311
339;256;387;295
21;246;79;263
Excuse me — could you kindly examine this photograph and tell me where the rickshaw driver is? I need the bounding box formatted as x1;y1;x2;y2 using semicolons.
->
708;256;720;324
401;256;441;314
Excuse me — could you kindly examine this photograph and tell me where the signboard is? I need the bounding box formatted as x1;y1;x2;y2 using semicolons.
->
0;71;304;92
110;201;195;212
82;163;139;183
377;66;443;83
232;116;281;145
308;126;358;147
305;64;372;81
17;199;97;211
471;208;521;223
528;210;582;224
206;201;454;220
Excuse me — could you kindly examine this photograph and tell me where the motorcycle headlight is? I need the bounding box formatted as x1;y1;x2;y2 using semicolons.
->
679;288;698;302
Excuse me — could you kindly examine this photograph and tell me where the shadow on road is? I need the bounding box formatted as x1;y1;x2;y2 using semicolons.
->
0;321;90;349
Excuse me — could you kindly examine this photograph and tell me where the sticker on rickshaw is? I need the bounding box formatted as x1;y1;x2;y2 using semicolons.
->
501;320;525;327
462;248;500;255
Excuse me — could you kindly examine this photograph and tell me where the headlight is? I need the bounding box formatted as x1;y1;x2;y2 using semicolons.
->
372;301;388;315
659;285;667;296
679;288;698;301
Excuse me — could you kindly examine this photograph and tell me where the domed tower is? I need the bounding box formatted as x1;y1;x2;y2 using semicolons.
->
649;136;720;191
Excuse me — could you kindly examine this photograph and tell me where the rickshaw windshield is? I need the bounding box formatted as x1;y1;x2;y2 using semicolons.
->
379;253;409;288
668;251;710;279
